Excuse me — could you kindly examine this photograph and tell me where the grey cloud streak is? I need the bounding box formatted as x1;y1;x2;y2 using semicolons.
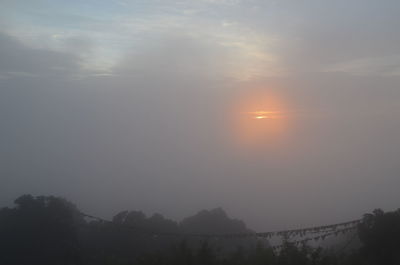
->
0;33;81;79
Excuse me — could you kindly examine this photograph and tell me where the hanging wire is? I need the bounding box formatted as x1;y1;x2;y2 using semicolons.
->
79;211;360;241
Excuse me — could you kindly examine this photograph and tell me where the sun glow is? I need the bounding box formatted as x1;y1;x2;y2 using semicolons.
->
229;87;290;149
248;111;283;120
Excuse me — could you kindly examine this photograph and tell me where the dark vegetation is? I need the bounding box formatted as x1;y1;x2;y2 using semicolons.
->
1;195;400;265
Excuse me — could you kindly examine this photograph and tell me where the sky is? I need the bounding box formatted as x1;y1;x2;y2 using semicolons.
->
1;0;400;231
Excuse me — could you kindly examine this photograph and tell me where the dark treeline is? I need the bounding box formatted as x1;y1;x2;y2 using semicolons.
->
0;195;400;265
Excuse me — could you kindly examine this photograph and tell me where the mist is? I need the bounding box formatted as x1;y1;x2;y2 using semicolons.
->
1;0;400;233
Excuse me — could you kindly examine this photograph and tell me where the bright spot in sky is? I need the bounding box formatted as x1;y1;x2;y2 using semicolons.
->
228;88;291;150
247;111;283;120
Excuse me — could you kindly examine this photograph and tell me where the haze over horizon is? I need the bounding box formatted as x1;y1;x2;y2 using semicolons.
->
1;0;400;231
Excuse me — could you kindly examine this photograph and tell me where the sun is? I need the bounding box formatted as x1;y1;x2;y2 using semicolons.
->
248;111;283;120
228;87;290;149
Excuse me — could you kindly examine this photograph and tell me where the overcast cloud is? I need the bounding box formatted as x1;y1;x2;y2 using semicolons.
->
1;0;400;231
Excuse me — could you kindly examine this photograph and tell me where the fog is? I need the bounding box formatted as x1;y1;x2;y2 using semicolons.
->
1;0;400;231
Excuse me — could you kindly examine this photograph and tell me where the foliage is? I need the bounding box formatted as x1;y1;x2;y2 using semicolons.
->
358;208;400;265
1;195;400;265
0;195;82;265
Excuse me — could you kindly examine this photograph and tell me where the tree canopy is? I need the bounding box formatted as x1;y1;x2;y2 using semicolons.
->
0;194;399;265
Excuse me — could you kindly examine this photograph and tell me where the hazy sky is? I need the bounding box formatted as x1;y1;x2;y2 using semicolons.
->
1;0;400;231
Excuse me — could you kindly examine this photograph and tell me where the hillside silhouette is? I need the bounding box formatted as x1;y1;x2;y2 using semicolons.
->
1;194;400;265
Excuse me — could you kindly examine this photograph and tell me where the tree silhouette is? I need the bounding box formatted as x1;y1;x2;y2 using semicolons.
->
3;194;400;265
358;208;400;265
0;195;82;265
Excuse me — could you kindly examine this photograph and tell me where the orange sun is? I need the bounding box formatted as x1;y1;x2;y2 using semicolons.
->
247;111;283;120
228;87;290;149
